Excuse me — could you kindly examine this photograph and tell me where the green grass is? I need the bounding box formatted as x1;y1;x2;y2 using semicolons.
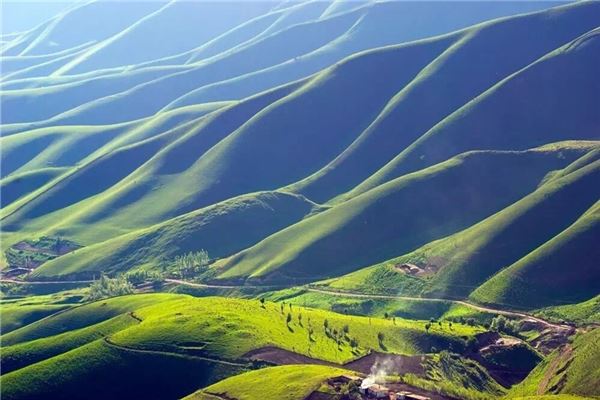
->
264;287;497;324
0;290;84;333
534;295;600;325
30;191;321;279
0;293;483;400
309;150;599;311
0;338;244;400
471;199;600;309
109;295;480;363
217;147;585;284
403;351;506;400
1;313;138;373
1;293;178;346
350;16;600;197
184;365;352;400
509;328;600;398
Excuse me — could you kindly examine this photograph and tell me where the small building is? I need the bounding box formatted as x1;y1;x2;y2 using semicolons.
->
360;384;390;398
394;263;421;275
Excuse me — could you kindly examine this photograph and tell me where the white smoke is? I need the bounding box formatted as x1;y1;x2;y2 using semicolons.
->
360;357;399;389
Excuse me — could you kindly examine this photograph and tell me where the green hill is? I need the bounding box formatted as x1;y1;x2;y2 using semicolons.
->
184;365;352;400
214;146;589;284
534;295;600;326
30;191;321;279
470;200;600;310
349;23;600;199
289;2;600;203
508;328;600;398
309;148;599;309
0;294;483;400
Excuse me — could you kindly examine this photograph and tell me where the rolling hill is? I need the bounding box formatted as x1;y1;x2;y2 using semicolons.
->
2;2;600;400
0;294;483;400
213;145;596;284
307;146;599;309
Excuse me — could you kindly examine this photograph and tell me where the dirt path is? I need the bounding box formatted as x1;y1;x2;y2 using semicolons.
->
1;277;572;331
304;287;571;331
537;344;573;395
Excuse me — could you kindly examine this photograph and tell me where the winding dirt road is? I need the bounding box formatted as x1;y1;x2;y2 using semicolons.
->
1;277;571;330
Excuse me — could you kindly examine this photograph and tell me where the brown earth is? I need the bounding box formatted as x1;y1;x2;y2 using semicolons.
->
243;347;425;377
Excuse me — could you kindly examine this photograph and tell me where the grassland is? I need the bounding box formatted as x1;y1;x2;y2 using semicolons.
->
303;151;599;311
184;365;352;400
0;293;486;400
508;328;600;398
534;295;600;326
215;146;593;285
29;191;321;279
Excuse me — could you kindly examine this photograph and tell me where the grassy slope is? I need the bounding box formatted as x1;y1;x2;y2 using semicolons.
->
0;302;73;334
215;147;586;284
0;83;299;246
290;1;600;203
0;293;178;346
1;313;137;373
414;149;599;298
404;352;506;400
5;1;551;127
0;294;483;400
1;37;447;247
111;296;479;363
0;338;242;400
470;199;600;310
534;295;600;325
0;167;68;207
167;1;556;110
31;191;321;279
184;365;351;400
509;329;600;398
349;19;600;199
314;148;599;307
0;2;311;126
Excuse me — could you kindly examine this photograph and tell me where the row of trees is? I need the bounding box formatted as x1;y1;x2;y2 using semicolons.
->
85;250;211;299
87;274;133;301
173;250;210;280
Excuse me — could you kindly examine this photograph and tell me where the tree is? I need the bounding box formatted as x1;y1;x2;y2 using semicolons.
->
324;319;329;331
260;298;265;308
298;313;303;326
87;274;133;301
425;322;431;333
342;324;349;335
384;312;389;319
377;332;385;343
280;303;284;314
174;250;210;280
286;313;292;325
